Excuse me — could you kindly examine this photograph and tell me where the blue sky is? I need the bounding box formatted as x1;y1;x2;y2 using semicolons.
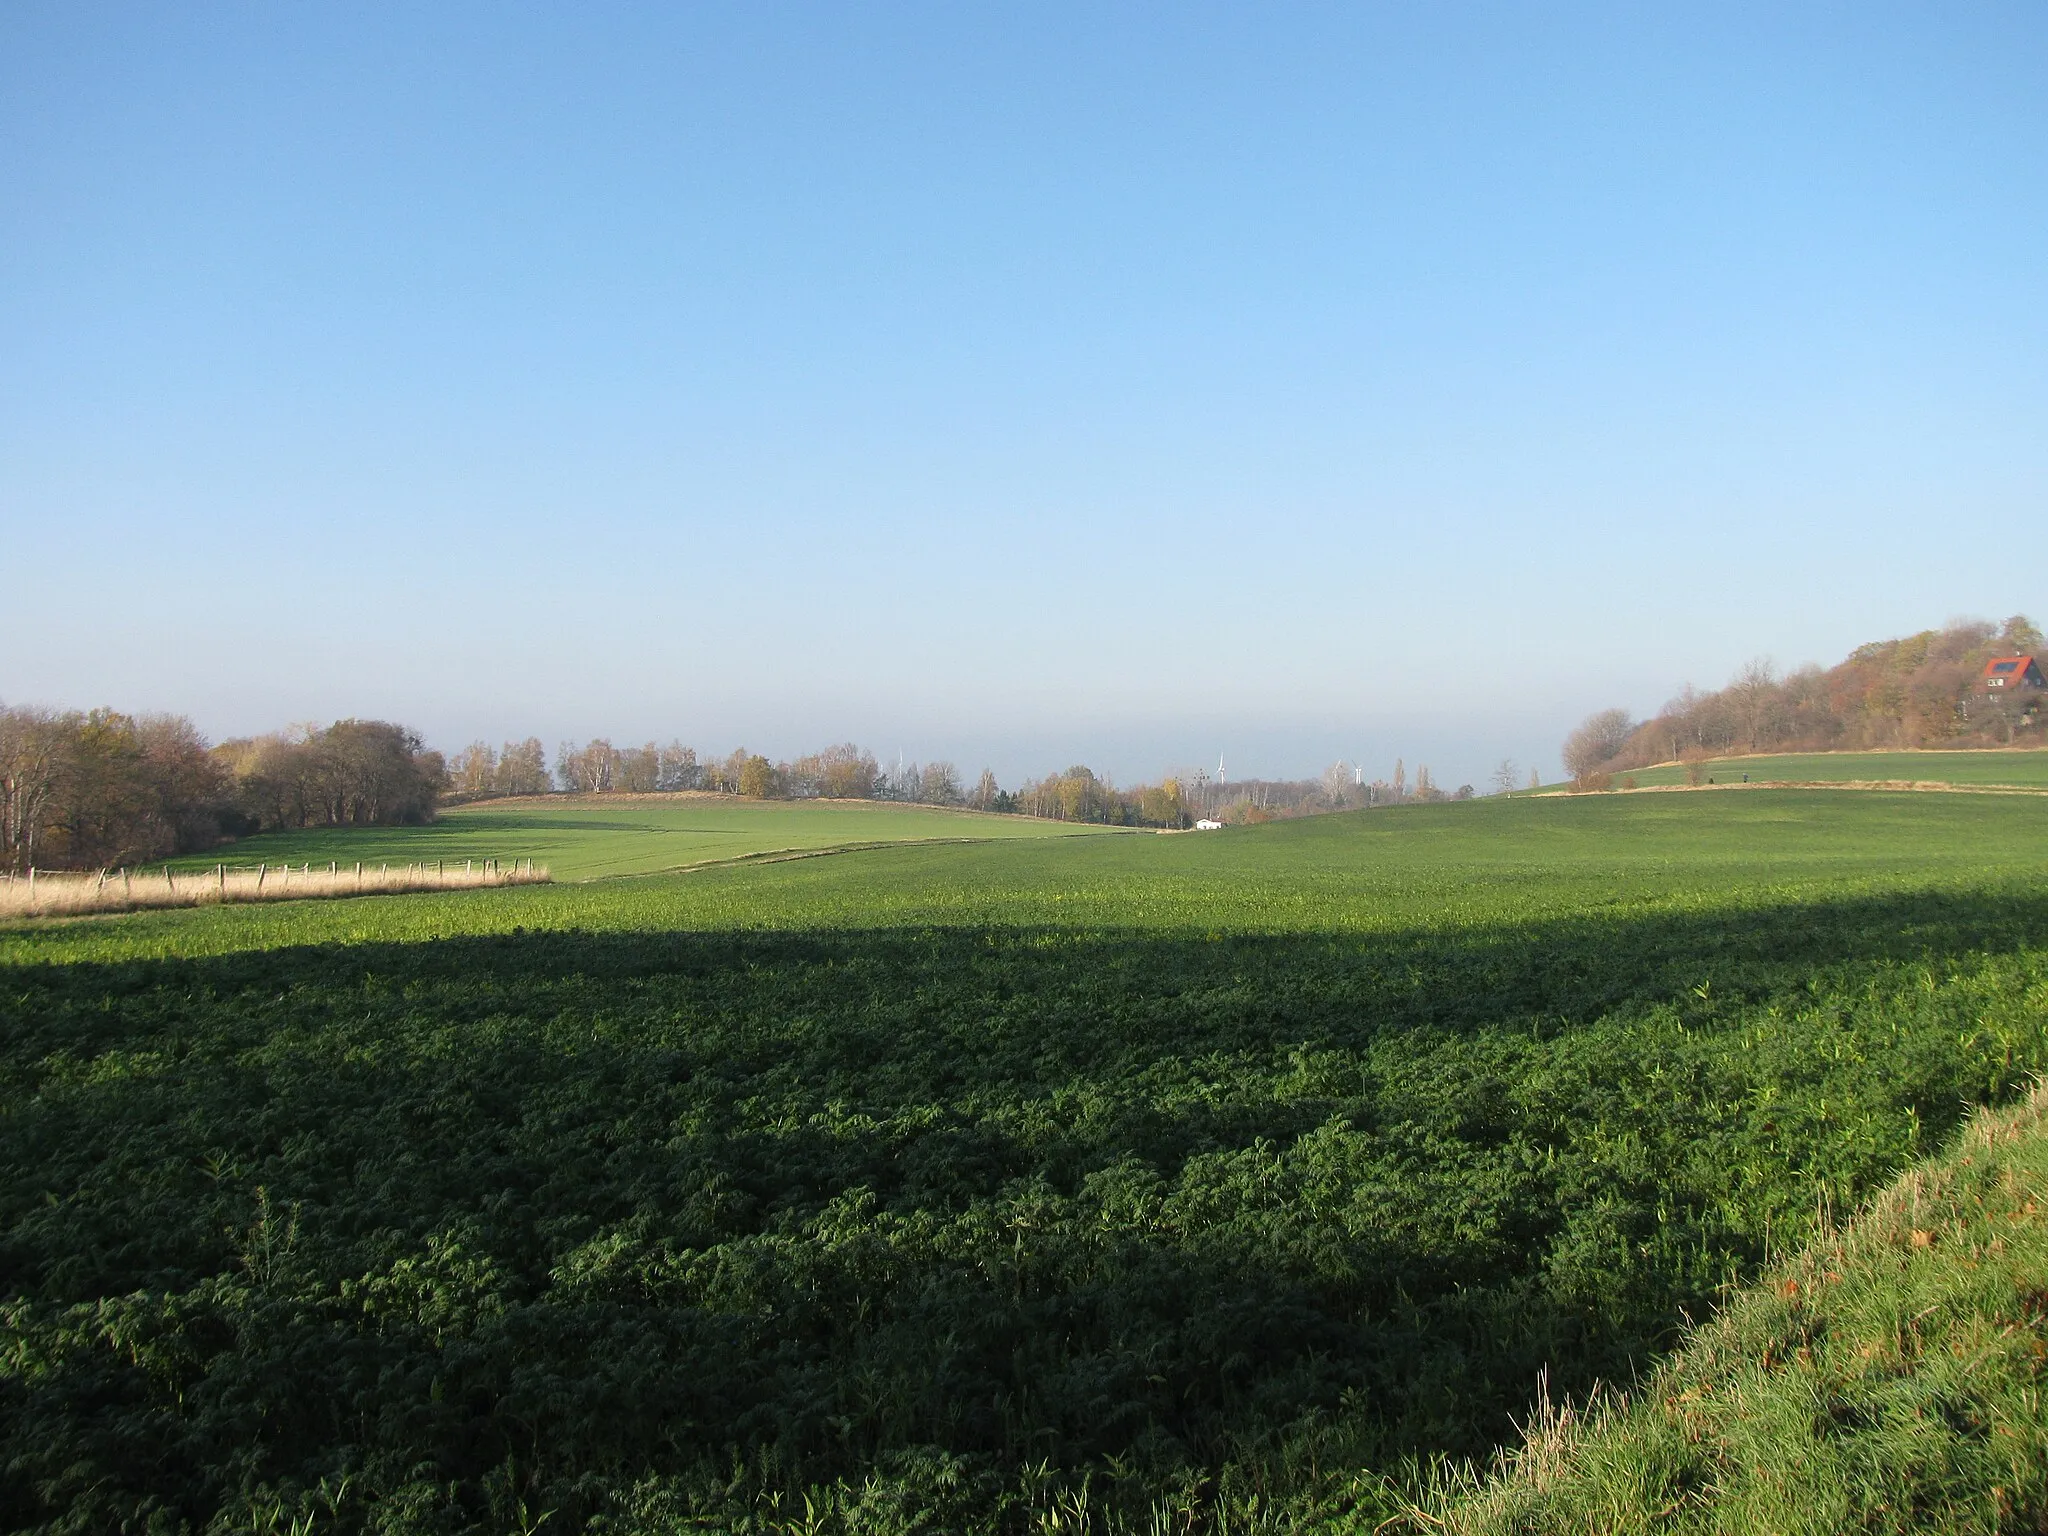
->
4;4;2043;786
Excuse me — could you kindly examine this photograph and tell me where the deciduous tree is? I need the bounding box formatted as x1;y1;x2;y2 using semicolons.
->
737;754;776;799
656;741;700;791
496;739;551;797
1562;708;1637;781
449;742;496;798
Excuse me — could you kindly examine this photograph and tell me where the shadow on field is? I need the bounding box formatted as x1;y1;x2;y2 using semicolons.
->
6;884;2048;1530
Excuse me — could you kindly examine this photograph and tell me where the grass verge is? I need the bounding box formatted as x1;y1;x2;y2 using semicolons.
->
1414;1080;2048;1535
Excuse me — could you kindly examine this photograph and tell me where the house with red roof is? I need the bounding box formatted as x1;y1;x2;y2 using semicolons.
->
1979;655;2047;693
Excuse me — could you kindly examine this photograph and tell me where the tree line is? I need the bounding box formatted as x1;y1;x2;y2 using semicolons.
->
491;739;1477;828
2;696;1482;874
1562;614;2047;783
0;708;447;872
443;738;972;806
518;740;1477;826
1146;758;1479;824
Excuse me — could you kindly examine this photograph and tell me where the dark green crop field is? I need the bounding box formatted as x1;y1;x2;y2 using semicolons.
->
7;793;2048;1533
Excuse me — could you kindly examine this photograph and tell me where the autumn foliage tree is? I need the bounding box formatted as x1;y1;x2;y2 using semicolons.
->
3;708;446;870
1586;615;2048;774
737;754;776;799
0;706;228;871
220;721;446;831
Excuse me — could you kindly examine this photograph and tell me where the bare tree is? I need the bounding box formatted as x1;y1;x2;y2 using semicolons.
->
1562;708;1637;781
1729;658;1779;751
2000;614;2045;653
656;741;699;791
970;768;1000;810
617;743;660;793
0;706;74;871
920;761;962;805
1319;761;1355;806
792;743;877;799
449;742;497;798
1491;759;1519;796
496;739;551;796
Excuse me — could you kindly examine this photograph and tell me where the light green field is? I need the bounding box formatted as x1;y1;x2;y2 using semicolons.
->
31;789;2048;962
165;792;1107;881
1614;749;2048;789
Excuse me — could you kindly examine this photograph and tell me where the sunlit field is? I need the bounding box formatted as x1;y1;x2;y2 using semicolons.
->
8;791;2048;1531
162;791;1111;882
1613;748;2048;790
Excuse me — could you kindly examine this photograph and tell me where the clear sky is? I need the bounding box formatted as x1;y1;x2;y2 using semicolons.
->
3;4;2043;787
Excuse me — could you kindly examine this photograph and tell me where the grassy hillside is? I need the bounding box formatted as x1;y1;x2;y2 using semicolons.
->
163;792;1107;881
6;793;2048;1531
1614;750;2048;790
1421;1081;2048;1535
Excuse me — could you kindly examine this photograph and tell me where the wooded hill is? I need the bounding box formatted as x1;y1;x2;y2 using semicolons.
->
1567;615;2047;779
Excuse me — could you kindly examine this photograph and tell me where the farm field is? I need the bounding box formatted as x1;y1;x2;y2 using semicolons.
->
7;792;2048;1531
163;792;1108;881
1612;748;2048;790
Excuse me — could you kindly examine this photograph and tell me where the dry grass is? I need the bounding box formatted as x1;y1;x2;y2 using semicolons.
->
0;858;549;918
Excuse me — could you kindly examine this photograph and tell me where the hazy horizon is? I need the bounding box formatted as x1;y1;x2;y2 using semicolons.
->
6;5;2043;787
